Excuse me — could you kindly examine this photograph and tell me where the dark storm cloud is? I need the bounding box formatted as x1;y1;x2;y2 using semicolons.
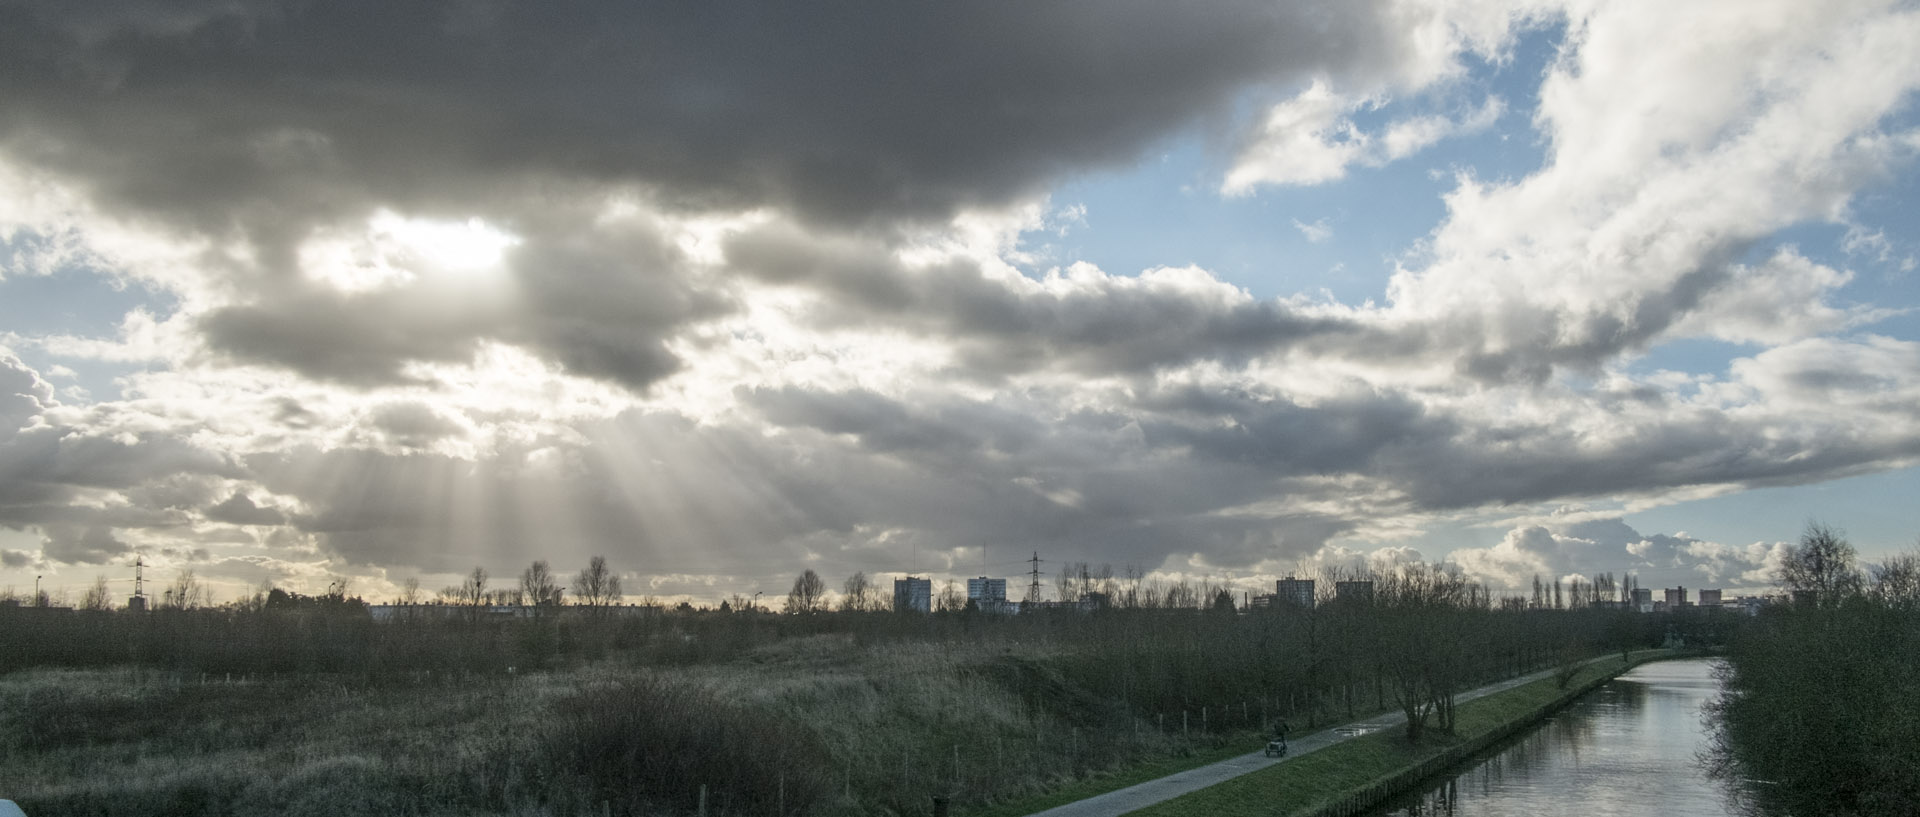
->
0;1;1420;234
501;221;732;389
197;213;731;390
204;492;286;526
727;223;1360;378
199;290;496;386
367;403;465;450
745;386;999;460
1389;409;1920;512
41;523;130;564
739;384;1377;564
1;1;1429;392
1137;386;1458;476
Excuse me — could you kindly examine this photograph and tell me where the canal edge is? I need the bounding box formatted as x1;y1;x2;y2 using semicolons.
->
1298;651;1694;817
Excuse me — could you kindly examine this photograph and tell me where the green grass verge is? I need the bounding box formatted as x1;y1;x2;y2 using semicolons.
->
965;700;1432;817
1125;651;1680;817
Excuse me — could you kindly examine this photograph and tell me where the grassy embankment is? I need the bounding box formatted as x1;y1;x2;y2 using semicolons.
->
1127;650;1679;817
962;689;1438;817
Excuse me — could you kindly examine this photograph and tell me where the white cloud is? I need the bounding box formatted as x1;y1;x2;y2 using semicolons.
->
1382;95;1505;160
1292;218;1335;243
1224;82;1505;193
1451;517;1787;594
1223;81;1371;191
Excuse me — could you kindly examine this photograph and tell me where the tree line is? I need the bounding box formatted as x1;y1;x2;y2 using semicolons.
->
424;556;626;611
1705;523;1920;815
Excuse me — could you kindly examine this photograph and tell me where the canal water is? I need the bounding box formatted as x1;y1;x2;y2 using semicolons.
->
1366;659;1744;816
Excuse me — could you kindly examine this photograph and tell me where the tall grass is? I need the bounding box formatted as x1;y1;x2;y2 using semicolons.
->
0;637;1243;816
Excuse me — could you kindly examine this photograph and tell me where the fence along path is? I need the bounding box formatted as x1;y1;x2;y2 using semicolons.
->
1021;663;1578;817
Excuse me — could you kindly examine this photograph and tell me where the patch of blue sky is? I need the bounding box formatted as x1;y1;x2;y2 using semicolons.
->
1033;136;1423;303
1032;116;1540;305
1619;338;1758;384
1629;465;1920;558
1;233;171;403
1028;21;1564;307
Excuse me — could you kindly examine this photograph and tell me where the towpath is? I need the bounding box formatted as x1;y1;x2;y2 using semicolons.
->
1021;662;1583;817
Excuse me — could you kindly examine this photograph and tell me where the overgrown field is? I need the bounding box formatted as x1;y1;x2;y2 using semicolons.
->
0;583;1682;816
0;635;1273;816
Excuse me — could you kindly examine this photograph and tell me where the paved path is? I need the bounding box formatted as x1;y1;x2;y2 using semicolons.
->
1022;663;1589;817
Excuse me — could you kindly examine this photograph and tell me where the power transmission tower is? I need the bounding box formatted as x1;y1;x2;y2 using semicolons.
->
129;554;148;612
1027;551;1043;604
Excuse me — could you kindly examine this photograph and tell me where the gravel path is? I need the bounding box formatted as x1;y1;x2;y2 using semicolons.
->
1022;663;1578;817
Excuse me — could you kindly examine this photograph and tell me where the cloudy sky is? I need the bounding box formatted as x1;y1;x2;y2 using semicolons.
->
3;0;1918;606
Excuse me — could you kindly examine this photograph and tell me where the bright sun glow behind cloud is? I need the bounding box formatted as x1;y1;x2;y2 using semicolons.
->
301;211;521;293
373;211;520;272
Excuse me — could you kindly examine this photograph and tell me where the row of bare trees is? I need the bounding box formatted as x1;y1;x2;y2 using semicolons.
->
431;556;626;611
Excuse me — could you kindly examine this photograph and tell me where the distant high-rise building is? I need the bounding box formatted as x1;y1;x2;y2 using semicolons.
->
1275;577;1315;609
894;577;932;613
1665;586;1689;608
1698;589;1722;607
967;577;1007;603
967;577;1014;613
1334;580;1374;604
1631;587;1653;612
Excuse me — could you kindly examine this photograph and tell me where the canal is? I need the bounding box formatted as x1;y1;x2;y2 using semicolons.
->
1366;658;1744;816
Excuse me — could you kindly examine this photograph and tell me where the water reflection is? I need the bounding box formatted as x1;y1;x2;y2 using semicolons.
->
1368;659;1742;817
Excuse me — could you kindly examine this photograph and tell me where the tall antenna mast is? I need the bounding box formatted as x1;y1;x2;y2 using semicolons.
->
1027;551;1043;604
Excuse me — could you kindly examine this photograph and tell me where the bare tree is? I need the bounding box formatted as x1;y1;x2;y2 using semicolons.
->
1123;564;1145;608
1163;579;1198;609
80;575;112;611
160;569;208;610
1870;547;1920;608
399;577;422;605
785;569;827;614
573;555;624;611
1779;522;1865;605
1056;562;1087;603
840;571;876;612
458;566;489;608
521;560;565;609
935;578;965;612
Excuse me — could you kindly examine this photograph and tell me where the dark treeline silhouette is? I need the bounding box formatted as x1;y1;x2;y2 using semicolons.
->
1705;524;1920;815
0;560;1682;731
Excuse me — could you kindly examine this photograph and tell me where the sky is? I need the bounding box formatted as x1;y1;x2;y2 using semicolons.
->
2;0;1918;607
